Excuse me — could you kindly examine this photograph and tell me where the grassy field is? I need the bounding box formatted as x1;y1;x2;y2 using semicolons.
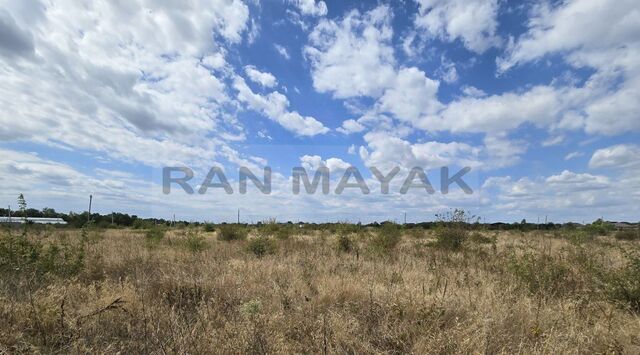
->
1;224;639;354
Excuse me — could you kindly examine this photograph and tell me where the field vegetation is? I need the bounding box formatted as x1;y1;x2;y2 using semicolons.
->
1;219;639;353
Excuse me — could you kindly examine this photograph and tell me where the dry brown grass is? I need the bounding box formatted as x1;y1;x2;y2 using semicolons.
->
1;227;639;354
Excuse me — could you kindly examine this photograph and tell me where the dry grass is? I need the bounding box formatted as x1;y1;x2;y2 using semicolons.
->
1;226;639;354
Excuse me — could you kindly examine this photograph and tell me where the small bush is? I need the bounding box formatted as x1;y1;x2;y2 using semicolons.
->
369;223;401;254
602;251;640;313
508;252;574;297
585;219;614;236
614;230;639;241
203;223;215;232
433;227;467;250
0;232;84;278
262;222;294;240
181;230;208;252
336;234;353;253
468;232;493;244
218;224;248;241
145;226;165;243
246;236;277;257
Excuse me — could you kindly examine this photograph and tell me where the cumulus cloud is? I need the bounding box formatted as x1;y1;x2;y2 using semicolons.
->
291;0;328;17
305;5;397;98
300;155;351;171
481;169;637;222
244;65;278;88
422;85;562;133
498;0;640;136
589;144;640;170
337;119;365;135
413;0;501;53
360;131;482;171
498;0;639;72
0;0;253;168
377;67;441;125
546;170;610;191
234;76;329;137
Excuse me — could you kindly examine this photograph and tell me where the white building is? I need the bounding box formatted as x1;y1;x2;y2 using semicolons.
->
0;217;68;225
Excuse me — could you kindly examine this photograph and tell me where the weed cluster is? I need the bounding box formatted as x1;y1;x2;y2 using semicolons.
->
369;223;401;254
246;236;277;257
218;224;248;241
0;231;84;278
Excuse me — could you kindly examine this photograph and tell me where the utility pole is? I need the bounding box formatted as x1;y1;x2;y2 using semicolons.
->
237;209;240;224
88;195;93;223
404;212;407;225
7;205;11;223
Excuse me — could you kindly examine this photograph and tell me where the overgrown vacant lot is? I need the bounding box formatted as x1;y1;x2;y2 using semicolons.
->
1;225;639;354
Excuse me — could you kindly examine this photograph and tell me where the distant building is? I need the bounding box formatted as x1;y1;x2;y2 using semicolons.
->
0;217;68;225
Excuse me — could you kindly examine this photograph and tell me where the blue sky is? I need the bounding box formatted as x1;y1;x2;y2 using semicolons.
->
0;0;639;223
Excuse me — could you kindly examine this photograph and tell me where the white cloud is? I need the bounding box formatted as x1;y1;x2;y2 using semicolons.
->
421;85;562;133
291;0;328;17
0;0;252;169
589;144;640;170
244;65;277;88
274;44;290;60
461;86;487;98
482;134;527;169
299;155;351;171
542;135;565;147
233;76;329;137
498;0;640;72
437;55;458;83
305;6;443;131
305;5;397;98
546;170;610;191
377;67;441;125
497;0;640;136
414;0;501;53
337;119;365;135
480;169;638;222
360;131;482;171
564;151;583;160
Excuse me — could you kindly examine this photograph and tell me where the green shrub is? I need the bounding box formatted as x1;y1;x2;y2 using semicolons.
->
203;223;215;232
145;226;166;243
181;230;208;252
562;230;594;245
261;221;294;240
433;227;467;250
614;229;639;241
602;251;640;313
0;232;84;278
246;236;277;257
468;232;494;244
369;223;401;254
508;252;574;297
218;224;248;241
585;218;614;236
